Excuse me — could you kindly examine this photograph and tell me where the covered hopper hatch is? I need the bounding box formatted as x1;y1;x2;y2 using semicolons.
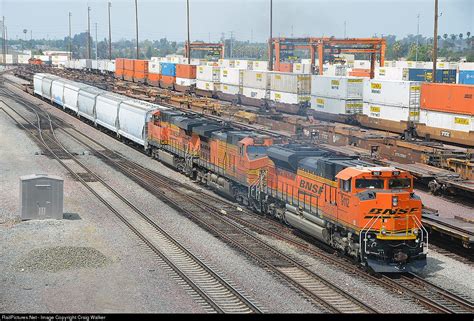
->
20;174;64;220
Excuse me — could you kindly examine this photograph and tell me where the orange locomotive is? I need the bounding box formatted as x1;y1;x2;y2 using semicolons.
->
146;112;428;273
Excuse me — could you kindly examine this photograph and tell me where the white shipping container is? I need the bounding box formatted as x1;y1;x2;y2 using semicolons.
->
292;63;312;74
419;110;474;133
175;77;196;87
219;83;240;95
242;70;269;90
77;87;105;121
383;60;397;68
363;79;421;108
323;64;347;76
311;96;363;115
354;60;371;69
252;61;269;71
106;60;116;72
270;91;310;105
270;72;311;94
5;54;17;64
242;87;266;100
91;60;98;70
234;59;251;70
311;76;363;99
362;102;419;122
77;59;87;69
118;100;161;146
196;80;218;91
219;59;235;68
197;65;220;82
95;93;124;132
64;82;88;113
220;68;242;86
394;60;427;69
375;67;409;81
18;54;31;64
149;62;161;74
459;62;474;71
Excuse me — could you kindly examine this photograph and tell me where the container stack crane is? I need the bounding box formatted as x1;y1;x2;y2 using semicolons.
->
269;37;386;78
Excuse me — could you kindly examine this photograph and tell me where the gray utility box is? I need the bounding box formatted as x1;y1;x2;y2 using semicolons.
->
20;174;63;220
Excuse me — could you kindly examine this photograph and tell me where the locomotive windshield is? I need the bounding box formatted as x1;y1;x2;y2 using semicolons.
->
389;178;411;189
355;179;384;189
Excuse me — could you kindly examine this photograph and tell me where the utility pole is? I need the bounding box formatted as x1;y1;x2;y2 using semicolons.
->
432;0;438;83
291;25;294;37
344;21;347;38
268;0;273;71
415;14;420;61
229;31;234;58
186;0;190;64
135;0;139;59
1;17;5;65
69;12;72;59
95;22;98;60
87;6;91;59
108;2;112;59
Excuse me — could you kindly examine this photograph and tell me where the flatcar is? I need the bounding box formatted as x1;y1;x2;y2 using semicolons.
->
33;73;428;273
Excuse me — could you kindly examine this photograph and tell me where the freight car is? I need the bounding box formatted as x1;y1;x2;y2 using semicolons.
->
33;73;428;273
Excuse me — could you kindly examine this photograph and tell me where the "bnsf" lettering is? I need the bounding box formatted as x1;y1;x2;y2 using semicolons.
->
299;179;319;194
368;208;418;215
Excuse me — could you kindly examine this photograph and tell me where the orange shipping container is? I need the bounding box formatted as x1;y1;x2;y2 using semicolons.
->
124;70;134;81
421;83;474;116
278;63;293;72
116;58;124;70
124;59;134;71
134;59;149;72
161;75;175;85
176;64;196;79
349;69;370;77
147;73;161;86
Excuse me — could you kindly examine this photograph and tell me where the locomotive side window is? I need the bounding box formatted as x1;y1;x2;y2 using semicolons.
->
342;179;351;192
389;178;411;189
355;179;384;189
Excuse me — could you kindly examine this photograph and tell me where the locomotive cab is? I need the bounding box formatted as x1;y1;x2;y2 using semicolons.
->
336;167;428;273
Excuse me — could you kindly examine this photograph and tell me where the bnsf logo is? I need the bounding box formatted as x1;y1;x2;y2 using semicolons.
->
368;208;418;215
299;179;320;193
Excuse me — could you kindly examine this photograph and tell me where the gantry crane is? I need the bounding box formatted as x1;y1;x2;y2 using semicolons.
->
269;37;386;78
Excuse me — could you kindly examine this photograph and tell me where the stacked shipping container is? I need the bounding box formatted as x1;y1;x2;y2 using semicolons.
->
310;76;363;116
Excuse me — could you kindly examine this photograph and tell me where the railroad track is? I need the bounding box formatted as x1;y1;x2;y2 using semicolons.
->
382;274;474;314
4;78;474;314
0;91;262;314
0;84;377;314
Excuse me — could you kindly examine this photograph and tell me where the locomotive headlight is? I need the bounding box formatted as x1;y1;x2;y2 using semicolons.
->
381;227;387;235
392;196;398;207
413;228;419;235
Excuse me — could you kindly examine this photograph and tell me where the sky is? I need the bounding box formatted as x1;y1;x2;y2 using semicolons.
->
1;0;473;42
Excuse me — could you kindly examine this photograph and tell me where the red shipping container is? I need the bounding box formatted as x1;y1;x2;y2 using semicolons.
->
176;64;196;79
421;83;474;116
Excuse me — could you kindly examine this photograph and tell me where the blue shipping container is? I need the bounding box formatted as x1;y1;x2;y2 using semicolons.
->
160;62;176;76
408;68;456;83
458;70;474;85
